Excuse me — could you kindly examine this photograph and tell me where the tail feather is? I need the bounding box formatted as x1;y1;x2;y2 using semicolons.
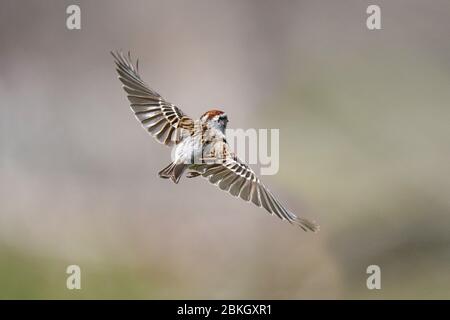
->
158;162;187;184
158;162;176;179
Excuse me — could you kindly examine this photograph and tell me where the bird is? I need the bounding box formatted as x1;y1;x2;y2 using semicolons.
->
111;51;319;232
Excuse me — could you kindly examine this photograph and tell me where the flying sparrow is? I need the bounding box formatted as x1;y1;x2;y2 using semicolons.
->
112;51;318;232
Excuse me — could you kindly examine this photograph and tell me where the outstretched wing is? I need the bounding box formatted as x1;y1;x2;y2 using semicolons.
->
112;51;194;146
190;157;319;232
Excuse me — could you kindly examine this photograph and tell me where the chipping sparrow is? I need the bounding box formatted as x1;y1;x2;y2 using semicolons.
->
112;51;318;232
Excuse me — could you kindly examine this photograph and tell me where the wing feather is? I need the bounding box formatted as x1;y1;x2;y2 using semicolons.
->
112;50;194;146
191;156;318;232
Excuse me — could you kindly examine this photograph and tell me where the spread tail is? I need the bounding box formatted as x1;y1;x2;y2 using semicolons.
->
158;162;187;184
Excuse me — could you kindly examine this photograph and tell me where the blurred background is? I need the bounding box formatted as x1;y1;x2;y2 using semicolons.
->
1;0;450;299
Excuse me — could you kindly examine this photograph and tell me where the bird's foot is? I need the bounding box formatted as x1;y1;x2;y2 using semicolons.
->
186;171;202;178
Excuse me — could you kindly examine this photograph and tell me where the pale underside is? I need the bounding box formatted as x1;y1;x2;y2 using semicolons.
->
112;50;318;232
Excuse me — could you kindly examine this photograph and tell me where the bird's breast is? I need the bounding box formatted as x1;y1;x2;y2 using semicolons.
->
173;135;203;164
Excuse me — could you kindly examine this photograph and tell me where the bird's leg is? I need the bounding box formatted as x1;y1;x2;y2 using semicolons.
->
186;171;202;178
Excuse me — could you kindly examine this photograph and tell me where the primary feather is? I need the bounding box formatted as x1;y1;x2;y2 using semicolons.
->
112;50;319;232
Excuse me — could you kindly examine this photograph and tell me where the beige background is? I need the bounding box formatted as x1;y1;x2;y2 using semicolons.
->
1;0;450;298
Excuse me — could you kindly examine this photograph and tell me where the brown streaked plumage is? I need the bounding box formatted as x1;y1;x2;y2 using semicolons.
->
112;50;319;232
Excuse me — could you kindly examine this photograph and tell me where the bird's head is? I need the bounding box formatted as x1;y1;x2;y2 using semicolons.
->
201;109;229;133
